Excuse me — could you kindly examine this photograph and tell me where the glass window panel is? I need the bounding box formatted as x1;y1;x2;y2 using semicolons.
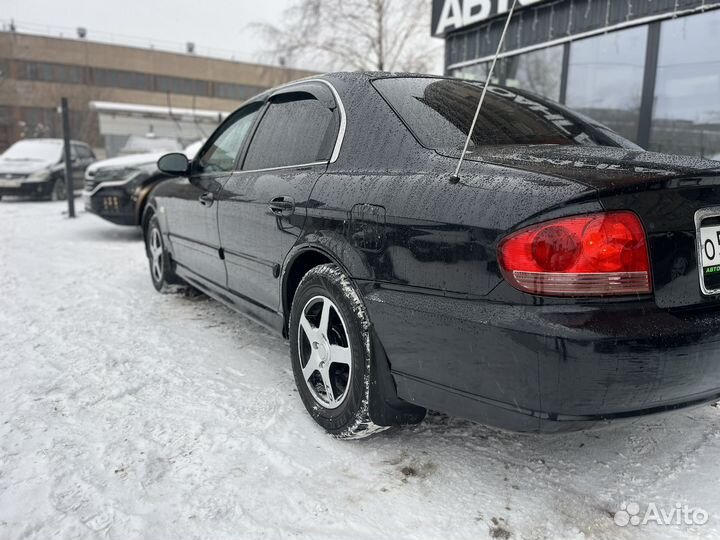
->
504;45;564;101
214;82;239;99
20;107;60;138
213;82;263;101
453;62;500;84
156;75;208;96
155;76;172;93
94;68;149;90
650;10;720;159
565;27;647;142
197;104;262;173
453;46;563;102
94;68;108;86
21;61;36;80
40;63;54;81
66;65;83;84
55;64;83;84
243;95;335;170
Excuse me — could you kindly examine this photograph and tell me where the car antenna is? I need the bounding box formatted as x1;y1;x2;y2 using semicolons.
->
450;0;518;184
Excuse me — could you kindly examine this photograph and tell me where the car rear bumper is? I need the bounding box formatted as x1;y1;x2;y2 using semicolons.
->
361;282;720;432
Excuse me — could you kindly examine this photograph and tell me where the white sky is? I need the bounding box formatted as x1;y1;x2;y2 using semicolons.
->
2;0;297;66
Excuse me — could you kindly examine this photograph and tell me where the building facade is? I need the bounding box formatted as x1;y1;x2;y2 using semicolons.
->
0;32;315;156
433;0;720;159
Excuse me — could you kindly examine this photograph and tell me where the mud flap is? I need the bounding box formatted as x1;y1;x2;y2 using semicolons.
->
369;328;427;426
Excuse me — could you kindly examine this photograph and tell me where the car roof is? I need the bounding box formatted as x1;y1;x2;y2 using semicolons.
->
14;138;91;146
322;71;450;81
320;72;469;87
244;72;456;104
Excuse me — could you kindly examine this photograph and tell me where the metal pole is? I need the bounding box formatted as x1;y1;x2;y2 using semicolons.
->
60;97;75;218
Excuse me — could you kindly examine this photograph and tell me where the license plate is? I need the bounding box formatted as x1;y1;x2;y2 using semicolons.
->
699;222;720;293
0;180;21;188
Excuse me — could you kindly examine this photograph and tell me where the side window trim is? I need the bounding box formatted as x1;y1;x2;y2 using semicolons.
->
234;99;271;172
231;100;270;172
297;79;347;163
235;160;330;175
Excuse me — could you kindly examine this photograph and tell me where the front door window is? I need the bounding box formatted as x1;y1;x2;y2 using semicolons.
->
196;104;262;174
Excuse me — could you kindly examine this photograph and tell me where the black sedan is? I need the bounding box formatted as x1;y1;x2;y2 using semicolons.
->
0;138;95;200
146;73;720;438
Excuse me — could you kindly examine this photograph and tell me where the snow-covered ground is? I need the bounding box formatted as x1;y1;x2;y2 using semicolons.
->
2;200;720;540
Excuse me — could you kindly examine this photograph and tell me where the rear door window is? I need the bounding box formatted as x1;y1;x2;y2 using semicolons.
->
243;93;336;171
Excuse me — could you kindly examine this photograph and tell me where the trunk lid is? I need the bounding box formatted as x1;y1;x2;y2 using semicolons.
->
459;145;720;308
453;145;720;189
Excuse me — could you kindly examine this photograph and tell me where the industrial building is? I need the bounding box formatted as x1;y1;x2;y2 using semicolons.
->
0;31;315;156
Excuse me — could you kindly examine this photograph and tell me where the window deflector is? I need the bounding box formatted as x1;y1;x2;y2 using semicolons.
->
270;83;336;110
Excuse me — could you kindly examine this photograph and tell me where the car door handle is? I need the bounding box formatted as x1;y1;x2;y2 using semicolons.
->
199;192;214;207
268;197;295;215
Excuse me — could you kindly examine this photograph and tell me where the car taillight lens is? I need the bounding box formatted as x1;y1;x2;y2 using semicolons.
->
497;211;651;296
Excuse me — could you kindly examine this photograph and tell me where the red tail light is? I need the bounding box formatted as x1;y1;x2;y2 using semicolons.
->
497;211;651;297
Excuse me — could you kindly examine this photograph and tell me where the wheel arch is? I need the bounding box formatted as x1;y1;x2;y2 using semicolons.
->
281;245;353;337
135;176;165;226
282;242;427;427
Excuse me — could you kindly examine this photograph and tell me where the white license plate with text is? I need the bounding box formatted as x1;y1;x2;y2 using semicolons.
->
699;224;720;276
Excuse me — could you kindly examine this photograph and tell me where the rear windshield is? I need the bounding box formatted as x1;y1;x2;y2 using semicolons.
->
372;77;639;152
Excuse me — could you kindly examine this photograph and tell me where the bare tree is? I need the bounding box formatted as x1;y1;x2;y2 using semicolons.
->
254;0;442;73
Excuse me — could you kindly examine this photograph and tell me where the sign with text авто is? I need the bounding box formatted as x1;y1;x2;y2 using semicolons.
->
431;0;543;36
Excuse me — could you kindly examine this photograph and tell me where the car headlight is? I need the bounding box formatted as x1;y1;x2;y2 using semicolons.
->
24;169;52;183
119;169;147;192
93;167;148;194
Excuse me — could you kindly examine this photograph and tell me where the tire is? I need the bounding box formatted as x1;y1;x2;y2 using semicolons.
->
145;215;179;292
289;263;390;439
49;178;66;201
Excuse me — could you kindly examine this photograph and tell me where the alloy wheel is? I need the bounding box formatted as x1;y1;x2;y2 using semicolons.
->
150;227;164;283
297;295;353;409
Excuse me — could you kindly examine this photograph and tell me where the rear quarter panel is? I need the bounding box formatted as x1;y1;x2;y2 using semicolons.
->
305;154;599;413
303;75;607;415
308;156;597;296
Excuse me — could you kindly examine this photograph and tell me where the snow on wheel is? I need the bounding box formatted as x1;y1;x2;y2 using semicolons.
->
289;263;387;439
